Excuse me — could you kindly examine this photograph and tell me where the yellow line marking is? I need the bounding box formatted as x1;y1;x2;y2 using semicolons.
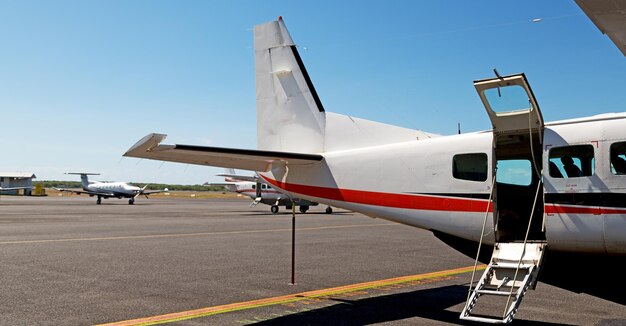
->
0;223;397;245
96;264;486;326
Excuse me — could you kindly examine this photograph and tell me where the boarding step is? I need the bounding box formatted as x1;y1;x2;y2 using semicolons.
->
460;242;547;324
249;197;262;207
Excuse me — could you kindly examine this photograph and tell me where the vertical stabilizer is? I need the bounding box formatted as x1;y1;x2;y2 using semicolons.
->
79;174;90;189
66;172;100;190
254;17;326;153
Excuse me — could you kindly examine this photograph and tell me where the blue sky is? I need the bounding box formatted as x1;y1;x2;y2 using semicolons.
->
1;1;624;185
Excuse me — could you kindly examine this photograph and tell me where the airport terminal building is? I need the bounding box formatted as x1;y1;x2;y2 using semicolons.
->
0;172;36;195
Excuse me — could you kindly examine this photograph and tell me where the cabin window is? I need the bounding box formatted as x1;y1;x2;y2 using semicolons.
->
610;142;626;175
261;184;267;190
453;153;488;182
548;145;594;178
251;184;255;189
496;159;532;186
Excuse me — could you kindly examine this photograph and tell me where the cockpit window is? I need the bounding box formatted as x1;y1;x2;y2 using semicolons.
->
548;145;594;178
610;142;626;175
453;153;488;182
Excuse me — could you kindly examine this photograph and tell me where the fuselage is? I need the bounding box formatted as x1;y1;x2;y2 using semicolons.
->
85;181;142;198
260;113;626;255
227;180;282;202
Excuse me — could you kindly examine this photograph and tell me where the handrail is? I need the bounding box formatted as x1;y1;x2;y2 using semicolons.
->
464;176;496;310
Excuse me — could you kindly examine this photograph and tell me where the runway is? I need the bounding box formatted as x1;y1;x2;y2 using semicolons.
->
0;196;624;325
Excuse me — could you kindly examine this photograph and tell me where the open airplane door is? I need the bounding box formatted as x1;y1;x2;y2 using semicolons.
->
474;73;543;135
473;72;545;242
461;73;547;323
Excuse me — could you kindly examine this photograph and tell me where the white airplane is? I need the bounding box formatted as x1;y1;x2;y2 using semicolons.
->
55;173;168;205
210;169;331;214
124;9;626;324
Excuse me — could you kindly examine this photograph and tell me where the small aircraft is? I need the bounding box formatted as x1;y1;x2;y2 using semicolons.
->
210;169;331;214
124;5;626;324
54;173;168;205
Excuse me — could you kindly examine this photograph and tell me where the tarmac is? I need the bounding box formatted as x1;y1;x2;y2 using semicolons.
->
0;196;624;325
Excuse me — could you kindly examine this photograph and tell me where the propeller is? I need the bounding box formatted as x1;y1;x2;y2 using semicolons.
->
135;184;149;199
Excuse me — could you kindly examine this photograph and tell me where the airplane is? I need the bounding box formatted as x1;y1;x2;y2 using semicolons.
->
210;169;332;214
54;173;168;205
123;7;626;324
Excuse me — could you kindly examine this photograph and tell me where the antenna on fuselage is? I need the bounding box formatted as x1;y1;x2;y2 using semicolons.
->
457;122;461;134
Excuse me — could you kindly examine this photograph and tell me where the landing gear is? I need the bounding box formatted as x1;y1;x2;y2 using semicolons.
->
325;206;333;214
299;205;309;213
271;205;279;214
96;196;102;205
128;198;135;205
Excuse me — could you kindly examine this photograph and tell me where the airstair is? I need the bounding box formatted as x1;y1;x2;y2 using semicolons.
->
464;72;549;323
460;241;547;323
250;181;263;207
249;197;262;207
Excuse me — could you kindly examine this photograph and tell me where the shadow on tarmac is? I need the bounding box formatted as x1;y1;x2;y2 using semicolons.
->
234;211;356;216
250;285;568;326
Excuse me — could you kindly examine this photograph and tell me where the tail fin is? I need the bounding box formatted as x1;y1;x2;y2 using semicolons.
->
66;172;99;189
223;168;237;182
254;17;325;153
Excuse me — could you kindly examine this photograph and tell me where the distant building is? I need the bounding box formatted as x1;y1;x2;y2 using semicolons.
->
0;172;36;195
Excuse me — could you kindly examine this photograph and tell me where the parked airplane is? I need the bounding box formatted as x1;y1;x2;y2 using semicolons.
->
55;173;168;205
124;11;626;324
210;169;331;214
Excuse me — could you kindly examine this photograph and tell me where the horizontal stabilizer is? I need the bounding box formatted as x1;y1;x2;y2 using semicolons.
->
124;133;324;172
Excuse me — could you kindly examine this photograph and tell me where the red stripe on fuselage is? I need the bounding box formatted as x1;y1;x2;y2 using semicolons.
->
545;204;626;215
261;177;492;213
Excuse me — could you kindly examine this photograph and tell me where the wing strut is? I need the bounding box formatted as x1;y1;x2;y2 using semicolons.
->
290;202;296;285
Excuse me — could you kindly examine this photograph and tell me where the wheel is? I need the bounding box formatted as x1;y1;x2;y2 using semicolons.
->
325;206;333;214
271;205;279;214
129;198;135;205
96;197;102;205
299;205;309;213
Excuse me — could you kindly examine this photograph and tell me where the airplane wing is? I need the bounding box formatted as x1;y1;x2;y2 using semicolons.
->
0;186;32;192
0;186;32;190
576;0;626;56
124;133;324;172
53;187;116;197
141;189;168;195
215;173;259;183
207;182;240;187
